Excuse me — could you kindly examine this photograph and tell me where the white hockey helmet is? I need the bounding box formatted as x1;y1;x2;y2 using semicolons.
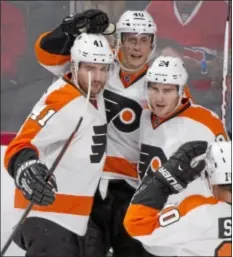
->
206;141;232;185
71;33;114;65
70;33;114;89
146;56;188;96
115;10;157;71
116;10;157;45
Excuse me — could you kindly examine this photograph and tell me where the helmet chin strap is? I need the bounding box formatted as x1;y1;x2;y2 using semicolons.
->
71;60;93;98
71;63;103;101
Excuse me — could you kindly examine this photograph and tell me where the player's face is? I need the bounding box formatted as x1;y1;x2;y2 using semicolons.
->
78;62;110;97
120;33;153;70
148;83;179;117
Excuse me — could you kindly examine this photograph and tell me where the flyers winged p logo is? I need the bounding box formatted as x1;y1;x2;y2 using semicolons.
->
138;143;167;180
104;89;143;133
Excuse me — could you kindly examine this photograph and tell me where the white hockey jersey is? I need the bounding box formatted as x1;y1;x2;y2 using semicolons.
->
34;33;192;190
4;77;107;236
137;98;228;198
35;34;149;188
124;98;230;256
125;194;232;256
102;62;148;187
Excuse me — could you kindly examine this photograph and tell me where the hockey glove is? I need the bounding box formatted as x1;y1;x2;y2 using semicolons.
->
131;141;207;210
61;9;115;36
14;160;57;206
154;140;208;194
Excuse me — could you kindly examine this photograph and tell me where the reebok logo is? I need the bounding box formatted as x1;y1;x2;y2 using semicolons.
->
158;166;184;192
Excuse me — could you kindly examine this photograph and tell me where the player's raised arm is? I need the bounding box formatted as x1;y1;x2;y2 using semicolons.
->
35;9;115;77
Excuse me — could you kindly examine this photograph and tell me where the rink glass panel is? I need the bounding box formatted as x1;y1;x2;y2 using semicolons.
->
1;0;232;133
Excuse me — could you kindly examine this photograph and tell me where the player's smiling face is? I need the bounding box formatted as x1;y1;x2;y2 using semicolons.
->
77;62;110;97
148;83;180;118
120;33;153;70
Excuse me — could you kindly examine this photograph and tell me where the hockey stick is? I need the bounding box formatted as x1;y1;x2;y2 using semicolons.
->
1;72;92;256
221;0;231;125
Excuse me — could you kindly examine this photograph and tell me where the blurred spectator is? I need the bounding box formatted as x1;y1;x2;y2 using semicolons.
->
146;0;231;123
146;0;230;87
1;1;70;132
1;1;26;80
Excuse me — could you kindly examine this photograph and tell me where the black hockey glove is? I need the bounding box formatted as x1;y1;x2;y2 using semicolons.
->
14;160;57;206
154;141;208;194
61;9;115;36
131;141;208;210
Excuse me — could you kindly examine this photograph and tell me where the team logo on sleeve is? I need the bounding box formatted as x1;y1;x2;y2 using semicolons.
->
90;124;107;163
104;89;143;133
138;143;167;180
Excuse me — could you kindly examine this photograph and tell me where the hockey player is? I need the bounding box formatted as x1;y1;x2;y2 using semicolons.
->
136;55;228;185
3;33;113;257
124;140;232;256
33;9;157;257
33;9;193;257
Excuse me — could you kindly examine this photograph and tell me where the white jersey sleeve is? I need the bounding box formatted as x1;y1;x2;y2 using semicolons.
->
4;78;107;236
124;195;232;256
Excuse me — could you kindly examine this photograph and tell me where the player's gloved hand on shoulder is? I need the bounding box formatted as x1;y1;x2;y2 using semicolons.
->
153;141;208;194
14;160;57;206
131;141;208;210
61;9;115;36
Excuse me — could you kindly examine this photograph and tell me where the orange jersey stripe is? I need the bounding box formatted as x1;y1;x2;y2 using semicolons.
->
124;195;218;237
4;84;81;170
179;105;228;139
103;156;138;178
14;188;93;216
35;32;71;66
124;204;158;236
